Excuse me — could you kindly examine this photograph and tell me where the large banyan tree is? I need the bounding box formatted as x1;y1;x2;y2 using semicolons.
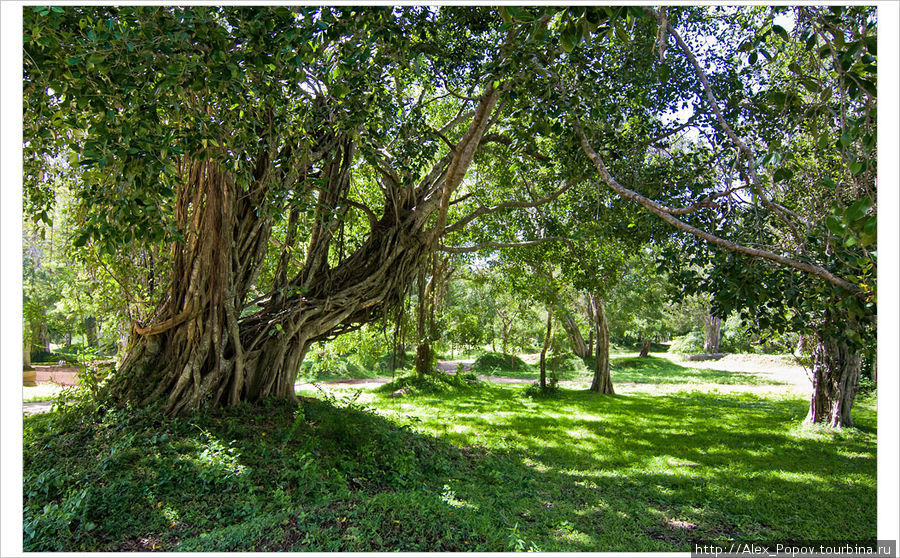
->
24;6;876;425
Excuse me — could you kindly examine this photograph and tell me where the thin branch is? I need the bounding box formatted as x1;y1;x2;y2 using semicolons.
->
439;237;569;254
439;108;476;136
647;7;813;236
444;178;577;234
341;197;379;229
436;72;481;101
449;192;475;206
479;133;550;162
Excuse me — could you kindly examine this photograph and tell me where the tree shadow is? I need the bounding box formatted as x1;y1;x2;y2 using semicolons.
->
23;387;876;552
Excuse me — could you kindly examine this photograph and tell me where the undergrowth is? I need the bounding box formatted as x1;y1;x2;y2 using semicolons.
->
471;352;529;373
23;364;876;552
23;394;474;552
375;372;480;395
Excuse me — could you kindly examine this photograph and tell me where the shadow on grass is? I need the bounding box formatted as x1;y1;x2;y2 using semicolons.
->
369;385;876;549
608;356;787;385
23;385;876;552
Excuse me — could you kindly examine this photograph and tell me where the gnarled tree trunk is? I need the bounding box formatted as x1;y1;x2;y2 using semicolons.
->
588;293;613;394
106;82;502;416
805;333;861;428
560;310;591;359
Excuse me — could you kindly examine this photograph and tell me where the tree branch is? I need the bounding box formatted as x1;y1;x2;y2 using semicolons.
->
341;197;379;229
572;119;859;292
444;178;577;234
479;133;550;162
647;6;809;232
439;237;568;254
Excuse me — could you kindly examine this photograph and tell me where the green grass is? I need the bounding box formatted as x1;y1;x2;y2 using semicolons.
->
467;353;788;386
23;359;876;552
610;356;788;385
365;386;876;550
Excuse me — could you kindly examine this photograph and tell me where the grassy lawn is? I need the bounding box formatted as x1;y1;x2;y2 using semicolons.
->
23;358;876;552
473;353;789;386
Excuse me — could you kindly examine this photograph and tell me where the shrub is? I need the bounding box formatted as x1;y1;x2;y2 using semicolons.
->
546;353;587;373
668;331;705;354
472;352;528;373
375;372;478;395
523;381;559;399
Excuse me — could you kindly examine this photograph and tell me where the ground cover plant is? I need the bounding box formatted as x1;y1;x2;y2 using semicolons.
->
24;355;876;552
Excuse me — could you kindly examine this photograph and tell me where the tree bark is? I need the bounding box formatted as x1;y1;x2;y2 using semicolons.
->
84;316;98;348
560;310;591;359
414;266;434;377
23;330;33;370
588;293;614;394
539;306;553;389
703;315;721;353
638;339;652;358
805;333;861;428
33;317;50;356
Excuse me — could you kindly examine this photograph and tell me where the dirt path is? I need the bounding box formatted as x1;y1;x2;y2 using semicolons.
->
30;364;80;386
23;401;55;416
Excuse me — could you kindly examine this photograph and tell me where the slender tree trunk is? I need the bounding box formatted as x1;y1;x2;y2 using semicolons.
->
34;318;50;356
414;267;433;377
805;332;861;427
588;293;613;394
587;329;594;359
23;330;33;370
500;318;512;358
84;316;98;348
539;306;553;389
703;315;721;353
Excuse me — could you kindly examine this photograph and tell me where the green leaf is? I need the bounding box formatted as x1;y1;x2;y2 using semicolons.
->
825;216;845;236
560;28;575;53
845;197;871;222
863;36;877;55
849;160;864;175
805;34;817;50
773;168;793;182
772;24;790;42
